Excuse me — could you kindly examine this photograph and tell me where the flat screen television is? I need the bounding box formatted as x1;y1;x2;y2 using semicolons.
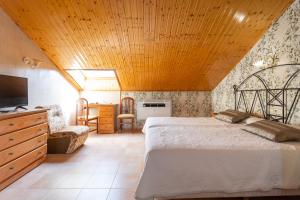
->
0;74;28;109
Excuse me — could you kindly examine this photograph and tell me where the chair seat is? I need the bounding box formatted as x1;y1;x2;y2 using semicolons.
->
49;125;89;154
77;115;98;121
53;125;90;136
117;114;135;119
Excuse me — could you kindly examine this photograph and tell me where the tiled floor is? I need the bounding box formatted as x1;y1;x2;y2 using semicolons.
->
0;133;144;200
1;133;299;200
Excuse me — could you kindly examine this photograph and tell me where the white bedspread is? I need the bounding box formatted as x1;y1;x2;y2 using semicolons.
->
135;126;300;200
142;117;230;133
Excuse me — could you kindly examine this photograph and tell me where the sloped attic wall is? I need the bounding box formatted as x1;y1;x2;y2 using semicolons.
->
0;8;79;124
212;0;300;125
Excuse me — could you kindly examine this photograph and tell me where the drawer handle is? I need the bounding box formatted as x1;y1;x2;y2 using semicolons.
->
9;166;14;170
9;138;14;141
8;152;14;156
38;140;42;143
37;151;42;155
9;123;14;126
37;117;42;120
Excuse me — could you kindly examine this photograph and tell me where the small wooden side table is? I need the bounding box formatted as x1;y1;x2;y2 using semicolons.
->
89;104;117;134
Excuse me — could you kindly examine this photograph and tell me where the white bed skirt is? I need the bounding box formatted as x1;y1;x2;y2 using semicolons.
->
156;189;300;199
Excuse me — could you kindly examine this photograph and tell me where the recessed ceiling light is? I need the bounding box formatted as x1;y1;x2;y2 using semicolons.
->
233;11;246;23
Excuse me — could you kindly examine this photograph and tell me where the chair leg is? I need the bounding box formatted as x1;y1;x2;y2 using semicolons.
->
131;118;134;132
120;120;123;133
118;119;122;133
96;118;99;134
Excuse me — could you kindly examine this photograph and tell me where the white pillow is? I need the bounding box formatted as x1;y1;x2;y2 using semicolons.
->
242;116;264;124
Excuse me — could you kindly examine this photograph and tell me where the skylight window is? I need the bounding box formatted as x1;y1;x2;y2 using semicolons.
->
66;69;120;91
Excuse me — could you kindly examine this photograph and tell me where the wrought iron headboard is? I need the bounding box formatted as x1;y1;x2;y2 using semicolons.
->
233;63;300;124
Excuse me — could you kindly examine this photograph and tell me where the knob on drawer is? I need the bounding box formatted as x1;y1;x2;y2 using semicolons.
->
9;166;14;170
9;123;14;126
9;138;14;141
8;152;14;156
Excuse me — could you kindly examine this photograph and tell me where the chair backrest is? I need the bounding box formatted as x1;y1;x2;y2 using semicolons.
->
76;98;89;124
37;105;66;133
120;97;135;114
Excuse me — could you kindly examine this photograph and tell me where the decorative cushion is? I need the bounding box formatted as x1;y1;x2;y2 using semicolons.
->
118;114;135;119
58;125;90;135
242;116;264;124
43;105;66;133
215;109;250;123
242;120;300;142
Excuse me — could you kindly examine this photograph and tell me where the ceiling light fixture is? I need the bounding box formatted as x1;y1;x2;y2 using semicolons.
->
23;57;43;68
233;11;246;23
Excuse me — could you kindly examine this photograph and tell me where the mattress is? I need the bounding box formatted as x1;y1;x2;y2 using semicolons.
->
135;125;300;200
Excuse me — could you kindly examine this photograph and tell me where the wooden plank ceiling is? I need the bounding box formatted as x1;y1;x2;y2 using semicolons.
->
0;0;293;91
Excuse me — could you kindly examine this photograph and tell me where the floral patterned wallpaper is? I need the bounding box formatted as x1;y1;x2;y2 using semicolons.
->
212;0;300;125
121;91;212;128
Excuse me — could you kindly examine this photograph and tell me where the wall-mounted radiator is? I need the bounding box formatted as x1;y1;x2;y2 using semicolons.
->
137;100;172;120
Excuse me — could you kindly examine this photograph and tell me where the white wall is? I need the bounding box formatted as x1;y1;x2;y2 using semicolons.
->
0;8;79;124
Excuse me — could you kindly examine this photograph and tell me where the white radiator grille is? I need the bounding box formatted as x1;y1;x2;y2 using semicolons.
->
137;100;172;120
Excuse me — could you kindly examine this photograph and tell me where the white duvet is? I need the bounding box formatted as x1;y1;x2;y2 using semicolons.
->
136;125;300;200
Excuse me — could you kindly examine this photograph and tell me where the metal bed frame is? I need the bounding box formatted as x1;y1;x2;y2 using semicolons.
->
234;63;300;124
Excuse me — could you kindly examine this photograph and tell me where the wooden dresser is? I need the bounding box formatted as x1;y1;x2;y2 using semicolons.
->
89;104;117;134
0;109;48;191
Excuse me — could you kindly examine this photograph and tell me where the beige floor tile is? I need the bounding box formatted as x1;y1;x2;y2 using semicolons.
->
42;189;80;200
118;162;144;174
76;189;109;200
0;189;48;200
83;173;116;188
107;189;136;200
93;162;120;174
56;174;92;188
112;172;140;189
27;172;67;189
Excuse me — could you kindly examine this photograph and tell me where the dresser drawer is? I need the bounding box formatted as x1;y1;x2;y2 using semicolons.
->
0;112;48;135
99;124;114;133
100;111;114;117
100;106;114;113
0;144;47;183
0;134;47;167
99;117;113;124
0;123;48;151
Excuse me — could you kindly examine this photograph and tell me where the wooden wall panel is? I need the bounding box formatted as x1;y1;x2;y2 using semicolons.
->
0;0;293;91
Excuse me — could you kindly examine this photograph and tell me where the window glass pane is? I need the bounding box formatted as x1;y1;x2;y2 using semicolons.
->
66;70;120;90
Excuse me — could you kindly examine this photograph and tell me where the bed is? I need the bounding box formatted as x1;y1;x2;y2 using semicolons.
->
136;64;300;200
136;125;300;200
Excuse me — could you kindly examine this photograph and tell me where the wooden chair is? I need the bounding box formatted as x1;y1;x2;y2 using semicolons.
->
118;97;135;132
76;98;99;133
